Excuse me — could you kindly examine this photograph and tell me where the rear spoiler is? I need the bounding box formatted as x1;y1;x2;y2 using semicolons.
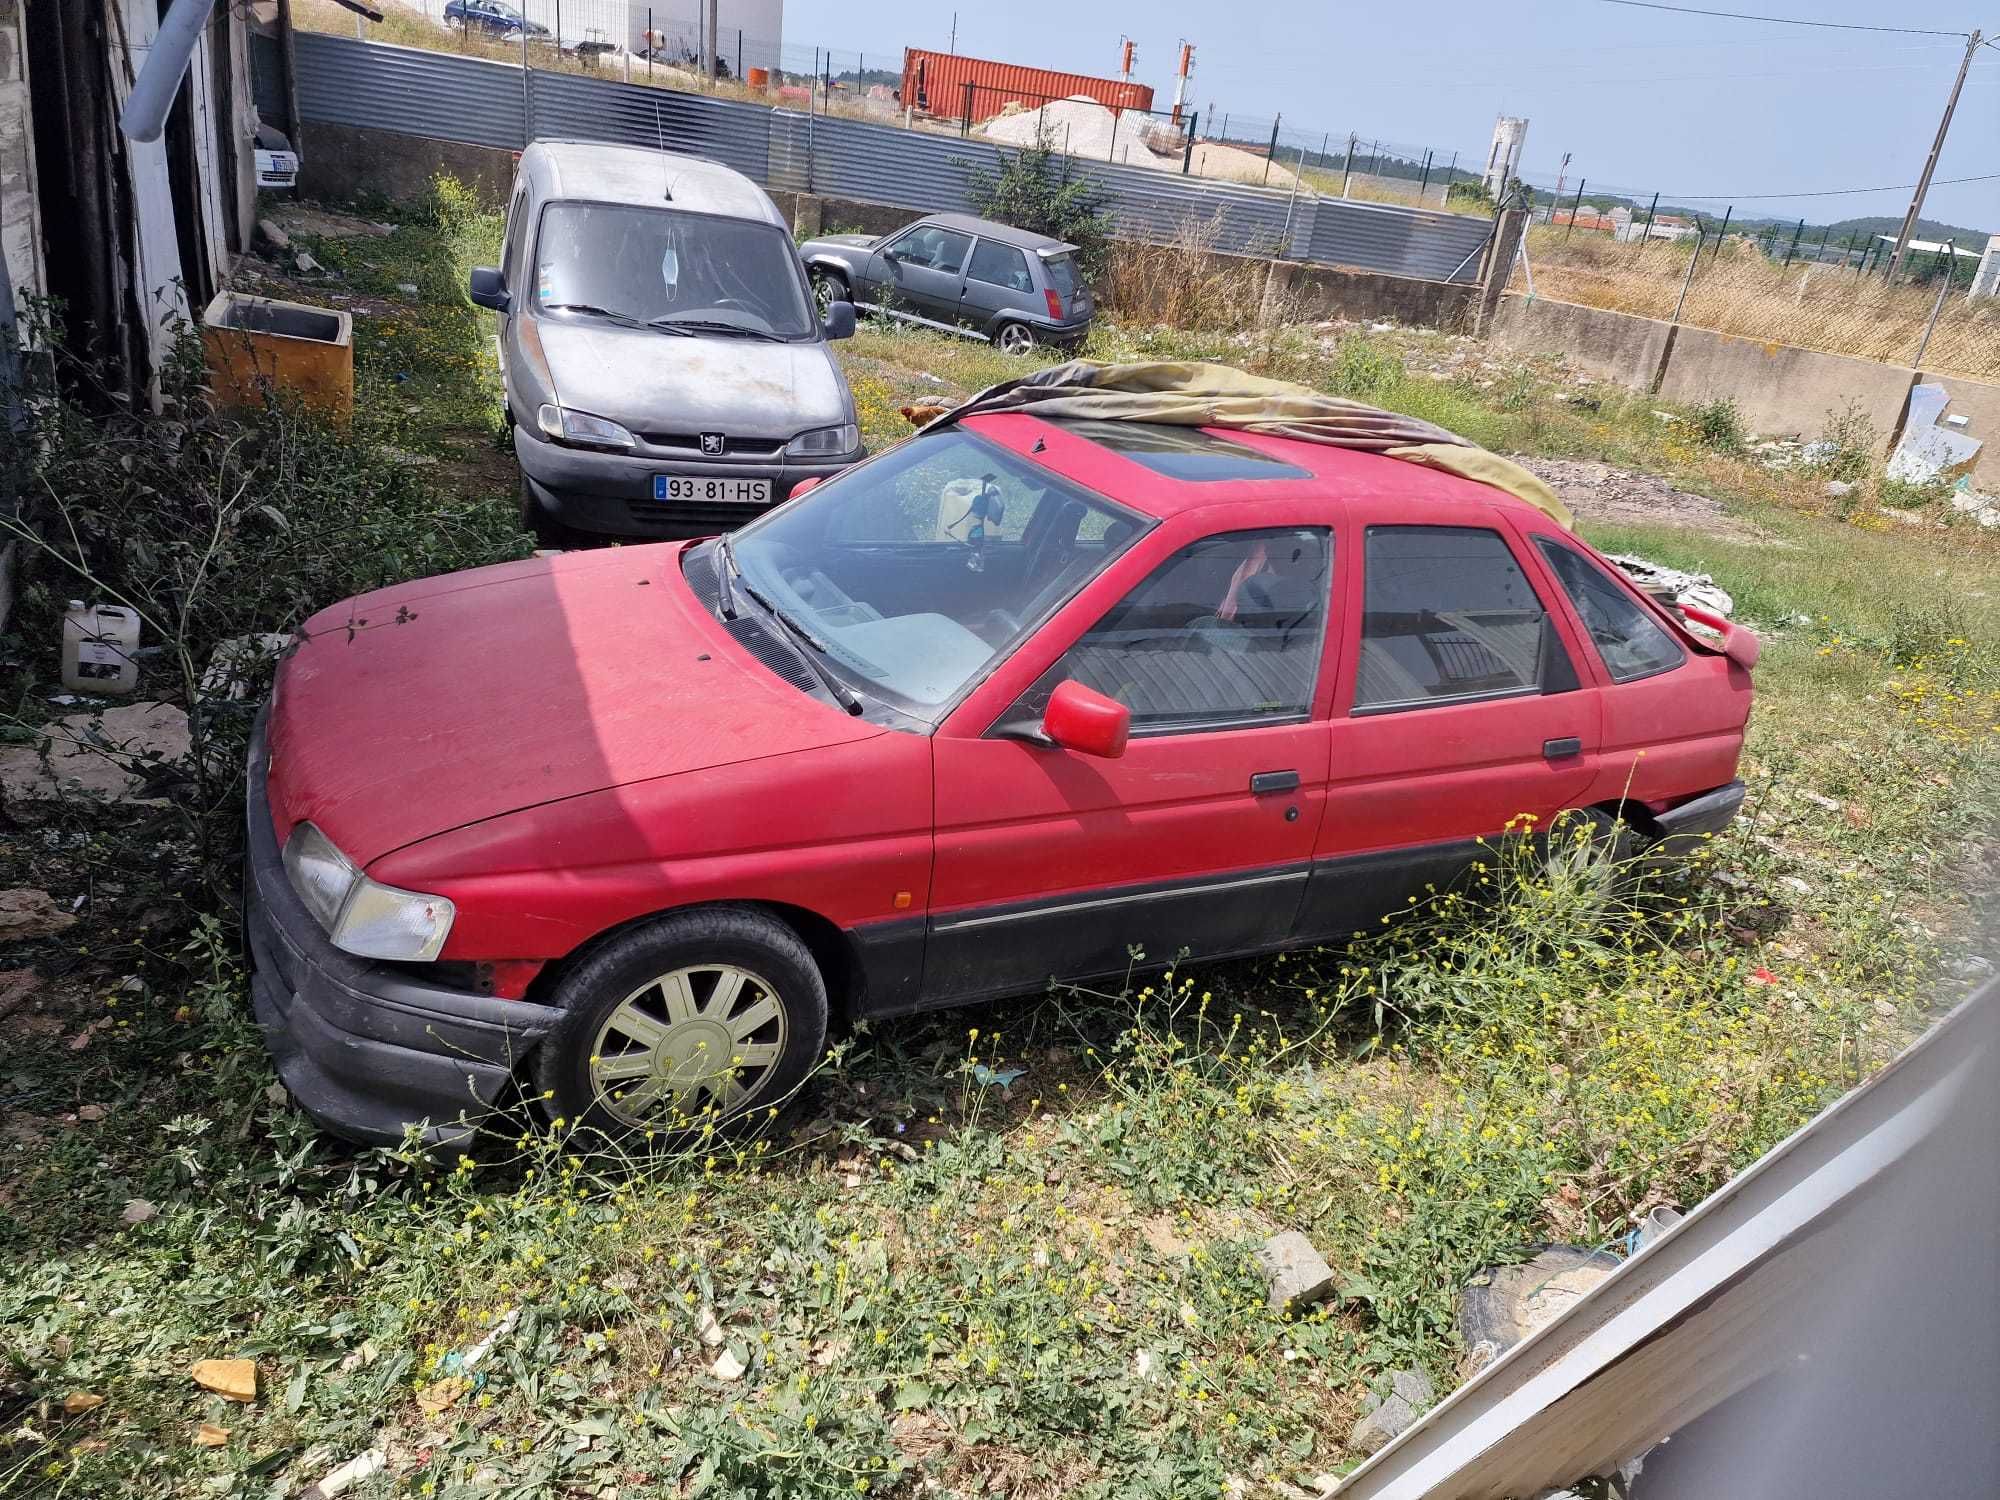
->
1676;603;1760;671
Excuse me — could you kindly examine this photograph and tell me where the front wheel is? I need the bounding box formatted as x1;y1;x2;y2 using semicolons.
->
995;321;1037;356
534;907;829;1139
809;269;848;319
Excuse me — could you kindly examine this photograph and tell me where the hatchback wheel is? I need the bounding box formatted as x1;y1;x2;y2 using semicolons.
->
535;907;828;1138
996;321;1037;356
809;270;847;318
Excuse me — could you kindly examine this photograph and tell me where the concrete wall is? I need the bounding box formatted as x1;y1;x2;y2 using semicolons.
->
1490;294;1672;392
1265;257;1477;330
1658;325;1916;452
299;121;519;206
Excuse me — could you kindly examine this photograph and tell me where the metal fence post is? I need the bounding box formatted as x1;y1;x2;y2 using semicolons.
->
1263;115;1280;185
646;8;652;77
1672;222;1704;325
1564;176;1584;240
1913;240;1955;368
1107;107;1118;162
1634;190;1658;250
1280;143;1306;257
807;48;816;193
1712;204;1731;260
1341;133;1355;197
520;10;530;146
1182;110;1198;174
961;80;972;138
1783;218;1804;266
1418;149;1433;198
738;29;743;80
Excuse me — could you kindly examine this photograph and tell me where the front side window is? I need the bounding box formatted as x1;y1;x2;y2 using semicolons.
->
967;239;1032;292
532;202;815;339
1535;539;1686;682
1355;526;1556;711
1006;528;1333;735
729;430;1146;719
888;225;973;274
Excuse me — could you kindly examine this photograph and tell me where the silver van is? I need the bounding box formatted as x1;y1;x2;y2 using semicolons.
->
470;140;863;544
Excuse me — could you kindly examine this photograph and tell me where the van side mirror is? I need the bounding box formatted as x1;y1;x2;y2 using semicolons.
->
1042;680;1129;759
468;267;510;312
822;300;856;340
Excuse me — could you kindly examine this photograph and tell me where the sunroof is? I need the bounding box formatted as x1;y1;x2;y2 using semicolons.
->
1059;420;1312;482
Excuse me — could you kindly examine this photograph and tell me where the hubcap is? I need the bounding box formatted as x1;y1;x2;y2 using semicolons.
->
588;964;787;1127
1000;325;1033;354
812;276;837;315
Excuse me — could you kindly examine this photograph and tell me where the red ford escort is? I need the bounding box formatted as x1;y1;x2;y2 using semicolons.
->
247;405;1754;1148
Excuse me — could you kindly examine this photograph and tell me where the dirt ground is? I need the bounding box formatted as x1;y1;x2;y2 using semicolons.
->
1514;455;1776;542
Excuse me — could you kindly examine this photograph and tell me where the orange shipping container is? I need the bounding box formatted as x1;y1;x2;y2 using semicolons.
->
901;48;1155;125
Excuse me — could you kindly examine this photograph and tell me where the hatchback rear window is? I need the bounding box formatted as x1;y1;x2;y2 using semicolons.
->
1058;420;1312;482
1041;252;1081;300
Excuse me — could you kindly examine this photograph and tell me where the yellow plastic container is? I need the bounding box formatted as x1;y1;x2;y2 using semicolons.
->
201;291;354;427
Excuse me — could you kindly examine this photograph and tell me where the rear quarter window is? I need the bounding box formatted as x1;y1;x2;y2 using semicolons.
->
1041;253;1081;299
1535;539;1687;682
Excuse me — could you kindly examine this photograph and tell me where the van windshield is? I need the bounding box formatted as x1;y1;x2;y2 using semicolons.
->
533;202;815;339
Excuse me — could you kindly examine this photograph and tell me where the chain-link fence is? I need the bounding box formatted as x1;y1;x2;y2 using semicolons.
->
1513;218;2000;384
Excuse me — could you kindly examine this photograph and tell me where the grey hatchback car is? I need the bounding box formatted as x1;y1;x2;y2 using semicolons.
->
798;213;1094;355
470;140;865;544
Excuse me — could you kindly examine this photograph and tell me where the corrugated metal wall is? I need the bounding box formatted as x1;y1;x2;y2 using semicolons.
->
293;34;1490;284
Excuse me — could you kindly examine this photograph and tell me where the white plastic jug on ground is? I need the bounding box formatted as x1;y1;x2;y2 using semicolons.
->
61;601;141;695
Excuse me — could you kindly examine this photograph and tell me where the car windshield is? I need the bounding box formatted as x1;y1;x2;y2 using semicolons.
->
1041;252;1081;300
728;429;1147;720
533;202;815;339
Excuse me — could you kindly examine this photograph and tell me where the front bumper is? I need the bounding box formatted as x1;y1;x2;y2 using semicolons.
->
243;710;562;1150
515;426;862;539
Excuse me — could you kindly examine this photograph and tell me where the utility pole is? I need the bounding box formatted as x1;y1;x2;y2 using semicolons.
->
1552;150;1571;199
1887;29;1980;283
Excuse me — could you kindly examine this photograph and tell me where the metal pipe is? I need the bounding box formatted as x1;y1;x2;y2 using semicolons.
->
1635;191;1658;249
1712;205;1731;261
1263;115;1281;186
1672;220;1704;325
119;0;219;141
1565;177;1585;242
1341;133;1356;197
1913;240;1955;367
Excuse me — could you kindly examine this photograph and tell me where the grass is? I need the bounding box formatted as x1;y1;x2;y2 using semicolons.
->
1516;228;2000;384
1;184;1996;1499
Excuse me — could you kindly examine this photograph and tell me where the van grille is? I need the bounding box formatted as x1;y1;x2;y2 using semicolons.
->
638;433;786;458
623;500;774;534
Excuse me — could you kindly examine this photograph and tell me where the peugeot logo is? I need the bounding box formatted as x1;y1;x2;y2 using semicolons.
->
699;433;725;455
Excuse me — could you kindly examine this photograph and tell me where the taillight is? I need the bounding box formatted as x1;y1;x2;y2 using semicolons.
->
1044;288;1063;319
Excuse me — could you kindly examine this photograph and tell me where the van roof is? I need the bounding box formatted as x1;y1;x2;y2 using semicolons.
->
526;140;786;228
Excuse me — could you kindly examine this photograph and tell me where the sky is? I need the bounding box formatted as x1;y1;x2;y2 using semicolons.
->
779;0;2000;233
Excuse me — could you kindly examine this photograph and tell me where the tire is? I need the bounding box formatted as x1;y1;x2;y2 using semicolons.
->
809;269;848;319
519;474;576;550
534;906;829;1140
995;321;1037;356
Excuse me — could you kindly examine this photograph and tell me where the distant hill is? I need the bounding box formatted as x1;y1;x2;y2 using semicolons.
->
1821;214;1992;247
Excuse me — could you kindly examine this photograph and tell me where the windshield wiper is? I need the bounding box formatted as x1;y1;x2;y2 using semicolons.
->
647;317;787;342
736;579;864;715
542;302;647;329
713;535;740;620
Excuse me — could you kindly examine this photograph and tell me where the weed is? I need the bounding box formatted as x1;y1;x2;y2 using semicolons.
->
1326;337;1405;403
1689;396;1747;454
1813;399;1877;483
965;141;1111;278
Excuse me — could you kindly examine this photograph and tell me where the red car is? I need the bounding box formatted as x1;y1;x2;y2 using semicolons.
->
246;414;1755;1148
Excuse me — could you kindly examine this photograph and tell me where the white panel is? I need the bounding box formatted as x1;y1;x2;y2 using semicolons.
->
113;0;192;388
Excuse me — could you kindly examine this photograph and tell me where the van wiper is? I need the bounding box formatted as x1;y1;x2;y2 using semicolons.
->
648;317;786;341
543;302;647;329
736;580;864;715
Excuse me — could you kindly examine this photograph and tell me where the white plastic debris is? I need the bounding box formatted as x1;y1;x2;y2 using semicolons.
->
302;1448;386;1499
1887;383;1982;484
1608;555;1734;617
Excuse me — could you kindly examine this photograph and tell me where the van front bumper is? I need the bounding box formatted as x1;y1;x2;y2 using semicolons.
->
243;710;561;1151
515;427;863;539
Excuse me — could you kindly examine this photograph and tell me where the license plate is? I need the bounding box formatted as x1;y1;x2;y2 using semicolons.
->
654;476;772;503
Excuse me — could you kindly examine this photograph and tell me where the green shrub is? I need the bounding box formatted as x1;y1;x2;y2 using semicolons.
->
965;141;1112;277
1689;396;1746;454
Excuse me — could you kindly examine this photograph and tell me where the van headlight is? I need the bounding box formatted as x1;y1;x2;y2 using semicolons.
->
282;822;456;962
538;404;636;451
786;423;859;458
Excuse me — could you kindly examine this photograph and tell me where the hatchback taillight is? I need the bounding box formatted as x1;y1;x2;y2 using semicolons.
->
1044;288;1063;319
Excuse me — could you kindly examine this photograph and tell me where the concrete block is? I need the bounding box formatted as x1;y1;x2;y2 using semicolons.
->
1390;1367;1436;1409
1349;1394;1416;1454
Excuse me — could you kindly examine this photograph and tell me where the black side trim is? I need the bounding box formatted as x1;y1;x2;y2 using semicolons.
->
1294;839;1488;946
847;915;927;1016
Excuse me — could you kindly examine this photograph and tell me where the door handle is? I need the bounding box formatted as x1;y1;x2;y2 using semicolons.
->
1543;737;1583;760
1250;770;1301;795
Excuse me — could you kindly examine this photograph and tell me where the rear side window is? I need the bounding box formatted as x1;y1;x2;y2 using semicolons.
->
1011;528;1332;734
967;240;1032;292
1042;252;1081;300
1535;539;1686;682
1355;526;1557;711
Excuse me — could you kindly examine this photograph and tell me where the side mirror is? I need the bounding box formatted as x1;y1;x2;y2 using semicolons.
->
822;300;856;340
789;475;825;499
468;267;510;312
1042;680;1129;759
880;246;901;263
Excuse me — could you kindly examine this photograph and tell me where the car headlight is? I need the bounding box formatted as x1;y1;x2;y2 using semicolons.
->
538;404;636;451
281;822;456;962
786;423;859;458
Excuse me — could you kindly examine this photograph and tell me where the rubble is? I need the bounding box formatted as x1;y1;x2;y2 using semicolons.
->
1608;554;1734;616
0;702;191;802
0;890;77;944
1887;383;1981;485
1349;1393;1417;1454
1255;1230;1339;1315
1459;1246;1622;1376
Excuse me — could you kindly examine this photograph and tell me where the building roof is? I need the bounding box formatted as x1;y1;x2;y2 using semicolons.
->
529;140;784;228
1872;235;1981;257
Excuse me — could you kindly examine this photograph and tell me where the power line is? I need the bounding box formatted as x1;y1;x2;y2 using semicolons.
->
1554;170;2000;203
1587;1;1970;38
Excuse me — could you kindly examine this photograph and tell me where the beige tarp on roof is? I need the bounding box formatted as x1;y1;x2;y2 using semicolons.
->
935;360;1573;529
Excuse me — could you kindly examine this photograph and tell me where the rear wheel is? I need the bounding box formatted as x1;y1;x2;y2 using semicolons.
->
535;907;829;1140
809;269;848;318
995;321;1037;356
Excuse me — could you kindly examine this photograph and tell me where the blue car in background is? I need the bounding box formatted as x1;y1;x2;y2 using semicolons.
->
444;0;550;37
